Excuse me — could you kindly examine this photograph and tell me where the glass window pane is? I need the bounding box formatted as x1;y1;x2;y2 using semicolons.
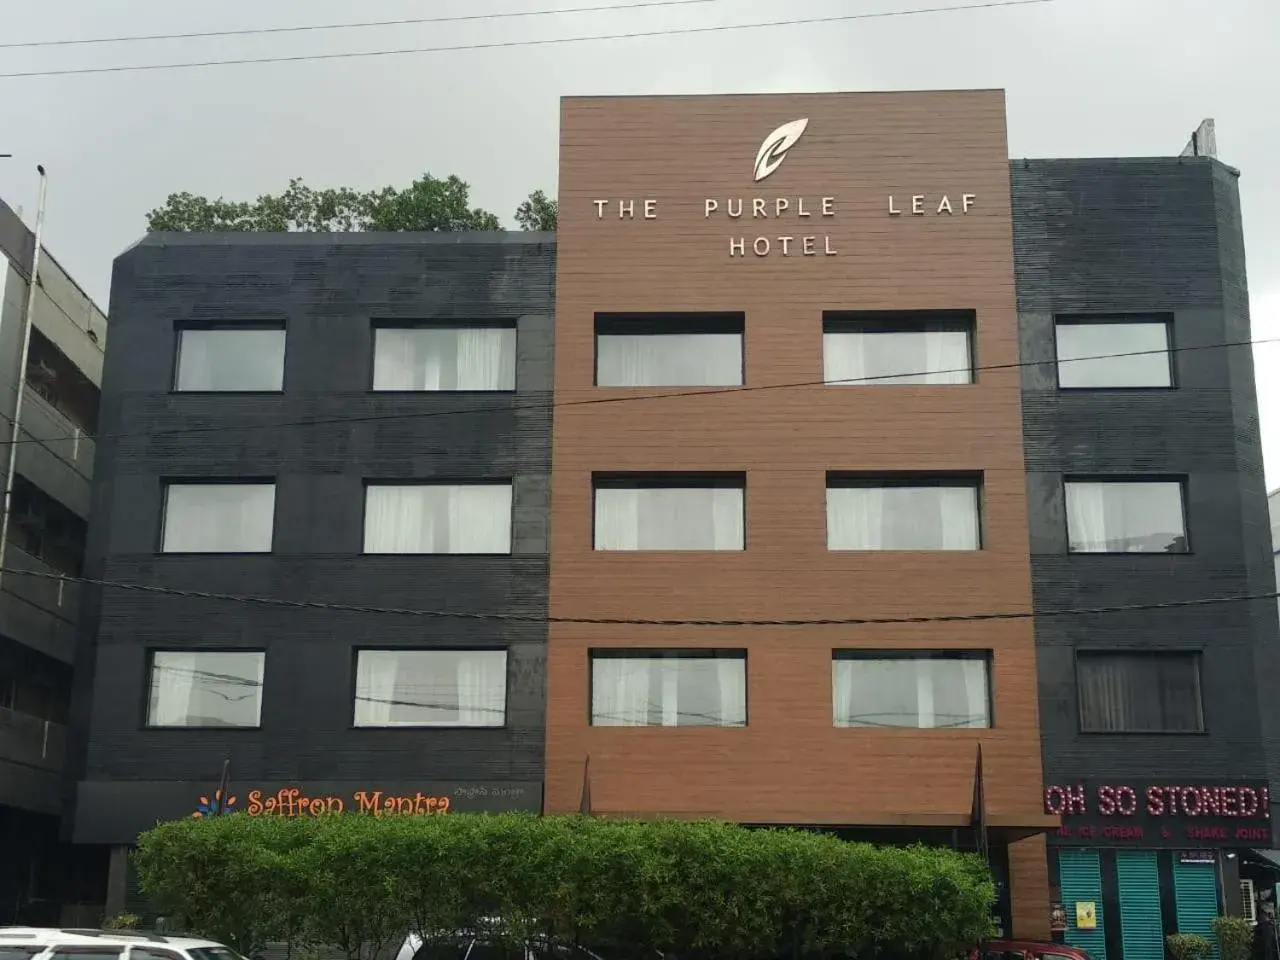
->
1056;321;1171;388
147;651;265;728
597;333;743;386
1077;653;1203;733
594;485;744;551
590;654;746;727
1065;481;1187;553
823;327;971;385
363;484;512;554
827;484;980;550
832;656;989;729
373;327;516;391
175;329;286;391
162;483;275;553
354;650;507;727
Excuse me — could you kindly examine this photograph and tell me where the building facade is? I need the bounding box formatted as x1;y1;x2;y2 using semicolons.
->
72;90;1278;948
0;195;109;923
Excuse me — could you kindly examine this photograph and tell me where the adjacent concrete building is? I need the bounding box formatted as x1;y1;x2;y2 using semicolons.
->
0;195;109;923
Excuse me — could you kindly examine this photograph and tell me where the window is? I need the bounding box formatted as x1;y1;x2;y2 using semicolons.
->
823;312;973;385
1065;480;1188;553
354;650;507;727
162;483;275;553
175;327;286;391
373;324;516;391
595;314;743;387
832;652;990;729
1055;318;1172;388
1076;652;1204;733
147;651;265;728
363;483;512;554
590;651;746;726
594;476;744;551
826;477;981;550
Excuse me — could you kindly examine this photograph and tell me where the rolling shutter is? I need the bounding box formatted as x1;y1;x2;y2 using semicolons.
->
1173;858;1220;958
1059;848;1107;960
1117;851;1164;960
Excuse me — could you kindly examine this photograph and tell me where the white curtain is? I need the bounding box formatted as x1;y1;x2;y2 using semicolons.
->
149;652;197;726
916;662;937;728
354;651;400;726
176;329;285;391
716;658;747;726
827;485;977;550
365;484;510;554
923;330;971;384
456;652;507;726
373;329;443;390
162;484;275;553
456;329;511;390
960;659;989;729
827;487;885;549
149;652;263;727
595;487;743;551
1065;482;1114;552
834;658;920;727
823;329;971;385
938;486;980;548
660;661;680;726
597;334;741;387
374;328;514;391
592;658;652;726
1056;321;1171;388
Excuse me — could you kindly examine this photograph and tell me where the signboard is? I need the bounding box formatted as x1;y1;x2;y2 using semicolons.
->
1075;902;1097;931
73;779;542;845
1044;780;1271;847
1050;903;1067;933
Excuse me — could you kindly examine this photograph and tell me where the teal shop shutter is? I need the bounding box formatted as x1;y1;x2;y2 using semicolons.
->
1059;849;1107;960
1117;851;1164;960
1173;858;1220;958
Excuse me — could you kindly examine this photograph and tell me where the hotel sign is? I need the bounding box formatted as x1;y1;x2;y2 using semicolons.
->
591;117;979;259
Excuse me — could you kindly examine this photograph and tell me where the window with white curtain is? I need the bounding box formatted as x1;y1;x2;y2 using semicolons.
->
364;483;512;554
823;315;973;385
372;325;517;391
162;483;276;553
1065;480;1188;553
354;649;507;727
590;652;746;726
1076;652;1204;733
595;315;743;387
594;479;745;551
174;328;286;391
147;651;265;728
832;653;990;729
1055;319;1172;388
826;479;980;550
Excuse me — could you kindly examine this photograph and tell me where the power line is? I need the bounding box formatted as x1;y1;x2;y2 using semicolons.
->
0;0;744;49
6;566;1279;627
1;334;1273;452
0;0;1052;79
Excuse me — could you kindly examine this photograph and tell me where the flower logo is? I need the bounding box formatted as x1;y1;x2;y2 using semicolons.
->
193;788;238;818
753;118;809;183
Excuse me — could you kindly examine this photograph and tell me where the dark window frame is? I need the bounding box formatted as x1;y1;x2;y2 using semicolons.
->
831;649;995;729
821;309;977;386
1052;313;1176;391
158;478;278;555
591;472;747;552
1074;649;1206;735
142;647;267;731
369;318;519;394
825;472;985;550
587;648;748;728
593;312;746;387
1063;475;1191;555
171;321;288;394
349;646;511;731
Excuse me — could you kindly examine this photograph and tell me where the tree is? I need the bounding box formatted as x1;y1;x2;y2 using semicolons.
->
515;189;557;231
144;174;549;233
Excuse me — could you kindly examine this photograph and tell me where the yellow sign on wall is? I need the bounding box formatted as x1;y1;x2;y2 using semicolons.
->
1076;901;1097;930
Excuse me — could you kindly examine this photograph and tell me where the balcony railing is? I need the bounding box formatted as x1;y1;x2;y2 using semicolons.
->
19;383;96;479
0;703;66;773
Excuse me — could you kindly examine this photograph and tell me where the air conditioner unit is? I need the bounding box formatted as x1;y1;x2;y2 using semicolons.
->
1242;879;1258;924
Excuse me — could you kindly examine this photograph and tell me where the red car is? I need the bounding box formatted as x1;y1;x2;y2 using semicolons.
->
978;940;1094;960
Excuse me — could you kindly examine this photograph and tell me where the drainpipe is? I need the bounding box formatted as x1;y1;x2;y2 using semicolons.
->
0;164;48;597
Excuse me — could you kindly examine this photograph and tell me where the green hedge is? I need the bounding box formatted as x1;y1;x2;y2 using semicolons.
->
133;813;995;960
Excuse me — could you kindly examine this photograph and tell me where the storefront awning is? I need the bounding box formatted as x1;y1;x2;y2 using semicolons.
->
1246;849;1280;870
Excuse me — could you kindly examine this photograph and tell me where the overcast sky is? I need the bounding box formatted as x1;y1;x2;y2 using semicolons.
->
2;0;1278;479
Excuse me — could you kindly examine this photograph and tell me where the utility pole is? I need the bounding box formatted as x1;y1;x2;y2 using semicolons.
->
0;164;47;596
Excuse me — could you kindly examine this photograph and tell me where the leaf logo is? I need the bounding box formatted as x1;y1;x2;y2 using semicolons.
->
753;118;809;183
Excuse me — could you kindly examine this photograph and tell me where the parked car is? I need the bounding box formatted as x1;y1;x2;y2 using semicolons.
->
393;931;609;960
979;939;1094;960
0;928;245;960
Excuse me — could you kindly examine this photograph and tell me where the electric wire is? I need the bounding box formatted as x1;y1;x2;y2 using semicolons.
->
6;566;1279;627
0;0;1053;79
0;0;764;49
1;334;1274;453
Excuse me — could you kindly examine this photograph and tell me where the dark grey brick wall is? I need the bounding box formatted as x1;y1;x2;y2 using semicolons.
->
1011;159;1280;798
69;233;554;791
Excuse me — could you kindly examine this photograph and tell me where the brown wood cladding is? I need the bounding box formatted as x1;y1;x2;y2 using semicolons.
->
548;92;1045;837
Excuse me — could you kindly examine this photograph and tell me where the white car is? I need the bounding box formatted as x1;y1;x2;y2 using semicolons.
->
0;928;244;960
